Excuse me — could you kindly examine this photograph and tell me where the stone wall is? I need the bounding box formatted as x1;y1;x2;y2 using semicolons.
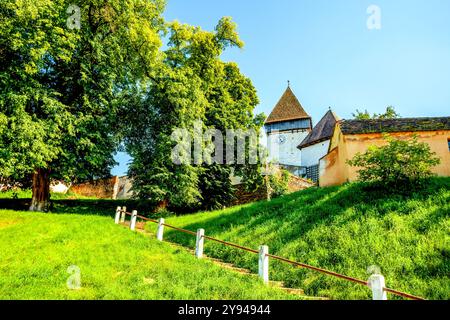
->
232;184;268;206
70;176;119;199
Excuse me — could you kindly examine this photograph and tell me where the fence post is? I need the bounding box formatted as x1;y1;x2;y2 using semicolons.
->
195;229;205;259
369;274;388;300
157;218;165;241
120;206;127;223
130;210;138;231
114;207;121;224
258;245;269;284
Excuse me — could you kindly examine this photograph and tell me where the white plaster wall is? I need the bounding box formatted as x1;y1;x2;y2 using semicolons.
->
267;131;309;166
301;140;330;167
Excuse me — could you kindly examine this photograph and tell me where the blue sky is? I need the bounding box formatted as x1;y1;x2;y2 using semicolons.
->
111;0;450;176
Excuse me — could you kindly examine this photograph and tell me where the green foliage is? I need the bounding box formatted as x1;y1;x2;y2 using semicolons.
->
125;18;263;210
163;178;450;300
198;165;236;211
0;210;298;300
0;0;165;188
353;106;400;120
347;135;441;187
268;169;290;198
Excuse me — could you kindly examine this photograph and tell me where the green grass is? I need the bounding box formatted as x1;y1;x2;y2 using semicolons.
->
0;210;299;300
148;178;450;300
0;189;96;200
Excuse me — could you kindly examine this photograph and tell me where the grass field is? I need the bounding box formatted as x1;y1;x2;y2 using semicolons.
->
1;178;449;300
148;178;450;300
0;210;298;300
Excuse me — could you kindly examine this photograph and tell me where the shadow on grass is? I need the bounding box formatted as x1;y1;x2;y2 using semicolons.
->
0;198;158;218
164;178;450;253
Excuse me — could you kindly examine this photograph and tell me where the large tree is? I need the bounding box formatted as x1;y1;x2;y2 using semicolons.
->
125;18;264;211
0;0;165;211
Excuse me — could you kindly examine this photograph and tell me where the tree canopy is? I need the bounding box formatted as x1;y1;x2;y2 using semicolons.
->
353;106;400;120
0;0;166;210
124;18;264;211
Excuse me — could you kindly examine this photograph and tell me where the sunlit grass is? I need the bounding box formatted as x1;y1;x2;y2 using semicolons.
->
158;178;450;300
0;210;299;300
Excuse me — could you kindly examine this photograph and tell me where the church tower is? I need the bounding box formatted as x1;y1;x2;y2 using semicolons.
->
264;84;312;171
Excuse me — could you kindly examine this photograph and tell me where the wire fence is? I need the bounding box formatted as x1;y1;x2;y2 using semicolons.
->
115;207;425;301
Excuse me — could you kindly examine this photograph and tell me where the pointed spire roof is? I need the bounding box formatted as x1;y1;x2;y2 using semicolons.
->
298;110;339;149
265;86;311;124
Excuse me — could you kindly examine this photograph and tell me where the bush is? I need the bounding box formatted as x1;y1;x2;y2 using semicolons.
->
347;135;440;188
268;169;290;198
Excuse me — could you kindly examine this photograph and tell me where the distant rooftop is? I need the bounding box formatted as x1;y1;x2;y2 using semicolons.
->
339;117;450;135
298;110;339;149
265;86;311;125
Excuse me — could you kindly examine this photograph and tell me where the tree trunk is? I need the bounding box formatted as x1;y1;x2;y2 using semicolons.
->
29;168;51;212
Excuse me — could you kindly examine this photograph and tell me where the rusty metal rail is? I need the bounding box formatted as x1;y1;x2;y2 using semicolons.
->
163;222;197;236
266;253;368;287
118;209;425;300
203;235;260;254
383;287;425;301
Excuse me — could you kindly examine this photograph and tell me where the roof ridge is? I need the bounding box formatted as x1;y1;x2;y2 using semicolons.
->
298;110;339;149
265;86;311;124
339;117;450;135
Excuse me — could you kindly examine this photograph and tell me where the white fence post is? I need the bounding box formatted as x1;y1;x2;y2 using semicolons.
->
120;206;127;223
195;229;205;259
258;245;269;284
130;210;138;231
114;206;121;224
157;218;165;241
369;274;388;300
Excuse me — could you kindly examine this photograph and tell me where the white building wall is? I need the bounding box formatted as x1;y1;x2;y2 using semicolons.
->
301;140;331;168
267;130;309;166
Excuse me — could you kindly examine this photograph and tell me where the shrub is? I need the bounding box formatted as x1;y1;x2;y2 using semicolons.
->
268;169;290;198
347;135;440;188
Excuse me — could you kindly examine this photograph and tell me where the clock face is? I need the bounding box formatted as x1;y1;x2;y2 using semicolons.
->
277;135;287;145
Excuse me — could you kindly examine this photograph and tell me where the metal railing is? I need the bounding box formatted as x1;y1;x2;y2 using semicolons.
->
114;207;425;301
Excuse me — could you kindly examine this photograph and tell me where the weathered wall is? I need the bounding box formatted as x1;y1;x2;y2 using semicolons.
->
288;175;316;191
267;130;310;166
301;140;330;167
232;184;268;206
319;129;450;187
233;174;314;206
319;147;345;187
70;176;119;199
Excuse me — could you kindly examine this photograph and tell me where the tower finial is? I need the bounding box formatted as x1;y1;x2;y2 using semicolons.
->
287;80;290;87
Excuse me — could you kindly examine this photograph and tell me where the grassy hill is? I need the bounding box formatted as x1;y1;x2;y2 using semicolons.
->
151;178;450;300
0;210;298;300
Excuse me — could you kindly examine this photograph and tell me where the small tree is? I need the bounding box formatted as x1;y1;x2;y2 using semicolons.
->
348;135;440;187
353;106;400;120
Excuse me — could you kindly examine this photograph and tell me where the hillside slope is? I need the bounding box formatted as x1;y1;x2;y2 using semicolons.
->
0;210;298;300
159;178;450;300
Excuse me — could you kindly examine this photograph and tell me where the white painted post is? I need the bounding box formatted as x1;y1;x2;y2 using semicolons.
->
195;229;205;259
157;218;165;241
120;206;126;223
114;206;121;224
258;245;269;284
130;210;138;231
369;274;388;300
